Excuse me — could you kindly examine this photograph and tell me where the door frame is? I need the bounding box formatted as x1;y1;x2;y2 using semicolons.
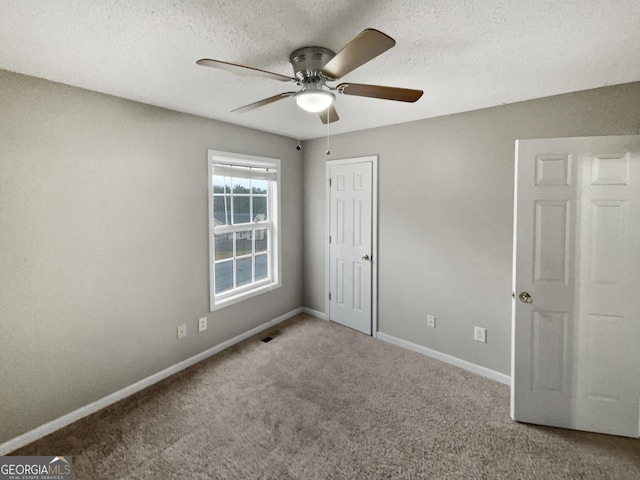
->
325;155;379;336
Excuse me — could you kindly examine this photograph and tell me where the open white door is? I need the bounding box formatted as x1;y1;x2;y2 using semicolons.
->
328;159;374;335
512;135;640;438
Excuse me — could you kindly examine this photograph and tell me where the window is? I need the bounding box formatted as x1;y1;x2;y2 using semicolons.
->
208;150;281;310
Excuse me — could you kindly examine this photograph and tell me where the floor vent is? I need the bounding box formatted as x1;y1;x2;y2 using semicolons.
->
261;330;282;343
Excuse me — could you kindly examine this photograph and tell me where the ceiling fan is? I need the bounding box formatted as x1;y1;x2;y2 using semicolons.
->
196;28;423;124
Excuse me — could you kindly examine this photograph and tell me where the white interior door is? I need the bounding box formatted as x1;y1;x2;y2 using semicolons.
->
512;135;640;438
329;161;373;335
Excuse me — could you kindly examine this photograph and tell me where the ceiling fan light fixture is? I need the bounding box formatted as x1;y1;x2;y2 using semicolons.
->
294;90;335;113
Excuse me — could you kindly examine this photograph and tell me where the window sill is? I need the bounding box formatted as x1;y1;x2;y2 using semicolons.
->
210;281;281;312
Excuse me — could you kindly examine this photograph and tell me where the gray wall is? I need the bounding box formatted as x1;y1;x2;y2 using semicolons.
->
0;70;303;444
303;82;640;375
3;67;640;445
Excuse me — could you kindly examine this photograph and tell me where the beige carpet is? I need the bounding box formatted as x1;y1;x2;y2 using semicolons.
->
12;313;640;479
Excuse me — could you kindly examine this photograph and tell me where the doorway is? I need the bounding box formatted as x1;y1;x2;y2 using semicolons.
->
325;156;378;335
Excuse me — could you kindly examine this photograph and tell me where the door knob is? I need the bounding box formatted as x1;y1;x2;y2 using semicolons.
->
362;254;370;261
518;292;533;304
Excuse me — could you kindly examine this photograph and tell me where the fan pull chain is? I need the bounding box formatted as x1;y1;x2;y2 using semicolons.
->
296;107;302;151
326;109;331;156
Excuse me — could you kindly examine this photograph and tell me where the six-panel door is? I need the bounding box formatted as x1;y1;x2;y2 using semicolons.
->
512;135;640;437
329;162;373;335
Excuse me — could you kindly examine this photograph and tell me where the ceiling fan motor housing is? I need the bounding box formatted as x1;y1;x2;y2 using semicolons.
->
289;47;336;84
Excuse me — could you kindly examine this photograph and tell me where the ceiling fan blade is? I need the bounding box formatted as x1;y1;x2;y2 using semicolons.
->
319;104;339;124
196;58;296;83
321;29;396;80
337;83;423;103
231;92;295;113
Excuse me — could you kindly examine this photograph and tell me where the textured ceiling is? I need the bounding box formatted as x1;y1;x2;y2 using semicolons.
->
1;0;639;140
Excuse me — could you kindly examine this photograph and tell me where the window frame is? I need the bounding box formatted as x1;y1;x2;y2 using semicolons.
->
208;150;281;311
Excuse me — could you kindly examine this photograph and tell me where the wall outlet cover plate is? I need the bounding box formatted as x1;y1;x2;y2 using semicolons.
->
474;326;486;343
177;324;187;339
198;317;207;332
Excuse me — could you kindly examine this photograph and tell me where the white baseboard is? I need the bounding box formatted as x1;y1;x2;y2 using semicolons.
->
302;307;327;320
376;332;511;386
0;307;303;456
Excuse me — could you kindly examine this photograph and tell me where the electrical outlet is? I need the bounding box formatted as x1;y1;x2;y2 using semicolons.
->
198;317;207;332
177;324;187;339
426;315;436;328
474;326;486;343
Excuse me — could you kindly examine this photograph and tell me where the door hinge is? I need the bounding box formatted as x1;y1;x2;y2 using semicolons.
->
329;292;332;300
329;178;332;187
329;235;332;243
